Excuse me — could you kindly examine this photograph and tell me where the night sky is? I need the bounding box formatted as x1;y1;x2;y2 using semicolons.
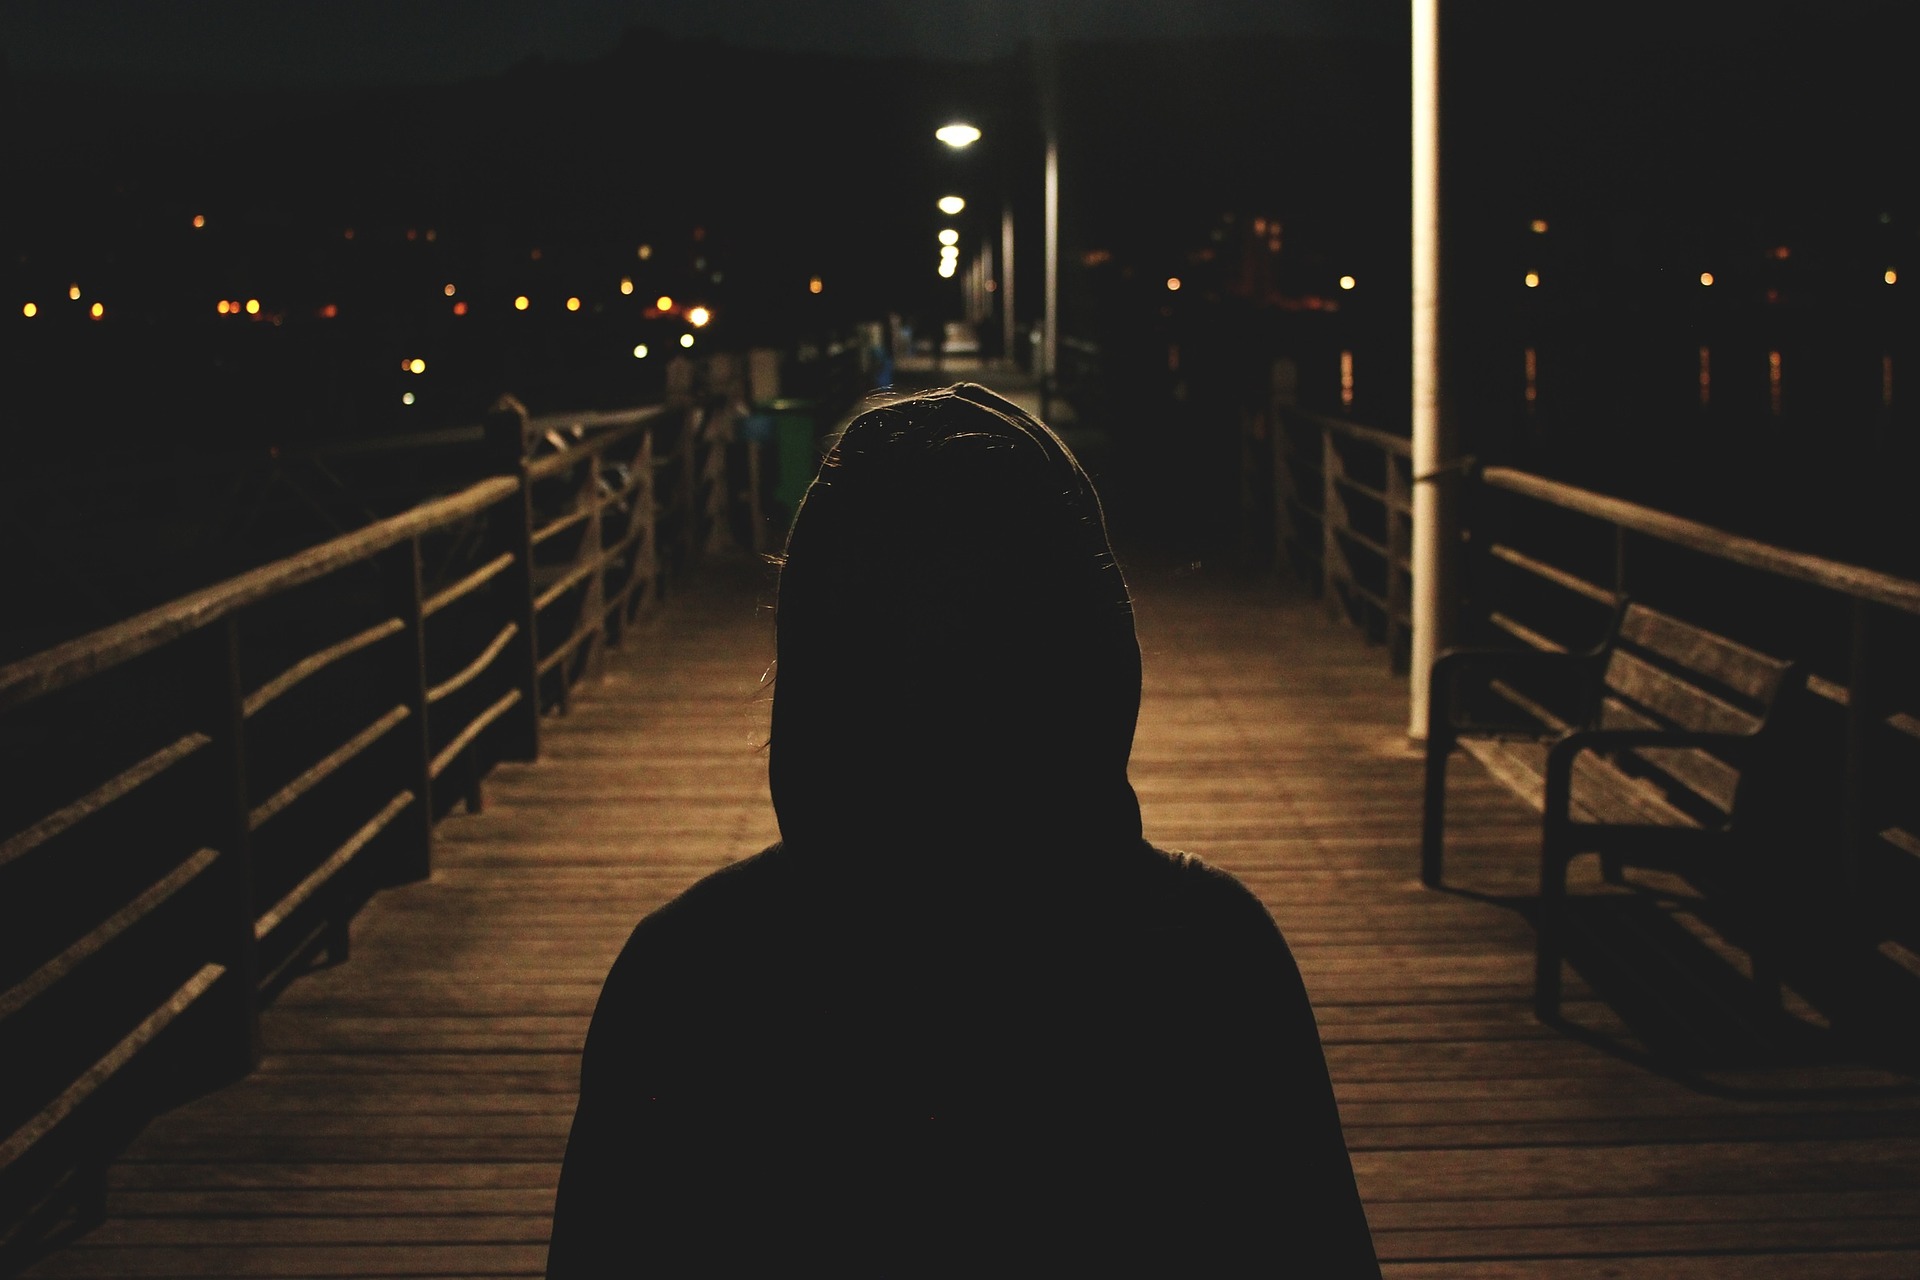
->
8;0;1404;86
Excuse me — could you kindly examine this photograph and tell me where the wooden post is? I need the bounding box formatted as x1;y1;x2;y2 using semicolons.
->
1321;430;1350;623
1841;599;1884;905
485;396;542;760
1386;453;1411;674
201;616;262;1075
580;450;608;686
384;534;434;884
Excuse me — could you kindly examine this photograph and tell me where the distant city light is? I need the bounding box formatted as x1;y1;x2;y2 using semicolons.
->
1700;272;1715;286
192;214;206;229
89;302;104;319
217;300;230;314
1773;245;1790;260
409;358;426;374
245;298;260;315
1524;272;1540;288
632;343;649;359
530;248;542;260
940;245;959;261
566;296;581;312
688;306;712;327
444;283;456;296
655;295;674;311
619;277;634;295
936;123;981;148
938;260;956;278
406;229;418;242
343;228;355;240
938;196;966;215
402;392;415;405
679;333;695;348
22;302;37;318
452;301;467;315
69;285;81;301
637;244;652;260
1530;218;1549;233
1887;269;1899;285
514;295;530;310
321;304;338;318
938;228;960;246
1339;275;1356;290
808;276;823;294
425;229;437;242
1166;277;1182;292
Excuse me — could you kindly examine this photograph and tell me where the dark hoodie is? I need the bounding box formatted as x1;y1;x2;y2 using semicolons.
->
545;385;1380;1276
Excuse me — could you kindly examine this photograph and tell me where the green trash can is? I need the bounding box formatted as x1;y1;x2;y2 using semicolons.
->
751;397;818;528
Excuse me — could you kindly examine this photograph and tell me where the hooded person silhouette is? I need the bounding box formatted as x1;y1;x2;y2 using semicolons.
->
546;383;1380;1276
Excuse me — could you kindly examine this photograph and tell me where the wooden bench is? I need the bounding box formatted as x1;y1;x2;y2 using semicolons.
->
1420;600;1804;1019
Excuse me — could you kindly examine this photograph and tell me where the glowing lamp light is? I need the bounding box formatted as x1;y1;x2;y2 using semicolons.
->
619;277;634;295
808;277;823;294
655;295;674;312
940;245;960;260
1524;272;1541;288
321;304;339;318
938;196;966;215
245;298;261;315
687;306;712;327
69;285;81;301
935;123;981;148
192;214;206;228
514;295;530;311
402;392;415;405
1887;269;1899;285
938;228;960;246
1338;275;1356;290
637;245;653;260
452;301;467;316
23;302;38;317
632;343;649;359
1700;272;1715;287
1530;218;1549;234
679;333;695;348
89;302;104;319
409;358;426;374
217;300;231;314
938;260;957;279
1167;277;1182;292
566;296;581;312
444;283;456;297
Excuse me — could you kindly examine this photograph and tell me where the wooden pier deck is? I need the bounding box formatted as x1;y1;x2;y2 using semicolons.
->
17;551;1920;1278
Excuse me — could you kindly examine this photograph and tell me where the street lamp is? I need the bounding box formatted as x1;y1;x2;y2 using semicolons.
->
933;120;1038;380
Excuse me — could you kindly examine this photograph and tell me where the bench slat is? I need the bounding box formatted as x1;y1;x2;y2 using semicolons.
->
1604;649;1762;736
1598;697;1742;816
1617;605;1793;705
1458;737;1702;830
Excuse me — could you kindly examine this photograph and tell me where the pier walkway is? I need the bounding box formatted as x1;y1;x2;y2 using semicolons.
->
17;534;1920;1277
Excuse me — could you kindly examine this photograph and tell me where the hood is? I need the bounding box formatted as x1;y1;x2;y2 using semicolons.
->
767;382;1143;863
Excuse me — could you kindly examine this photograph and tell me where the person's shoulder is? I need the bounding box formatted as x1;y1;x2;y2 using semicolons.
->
1143;843;1274;914
624;842;788;942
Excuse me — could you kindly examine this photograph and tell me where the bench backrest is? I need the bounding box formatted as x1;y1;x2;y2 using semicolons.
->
1596;603;1798;823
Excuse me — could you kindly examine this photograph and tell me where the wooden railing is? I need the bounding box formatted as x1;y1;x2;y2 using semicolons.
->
1270;398;1920;1044
0;395;715;1242
1270;401;1414;671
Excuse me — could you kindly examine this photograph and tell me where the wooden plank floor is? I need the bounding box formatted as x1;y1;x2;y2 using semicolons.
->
19;551;1920;1278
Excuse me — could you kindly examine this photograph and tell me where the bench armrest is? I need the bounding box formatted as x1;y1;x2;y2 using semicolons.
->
1428;646;1603;736
1543;726;1761;817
